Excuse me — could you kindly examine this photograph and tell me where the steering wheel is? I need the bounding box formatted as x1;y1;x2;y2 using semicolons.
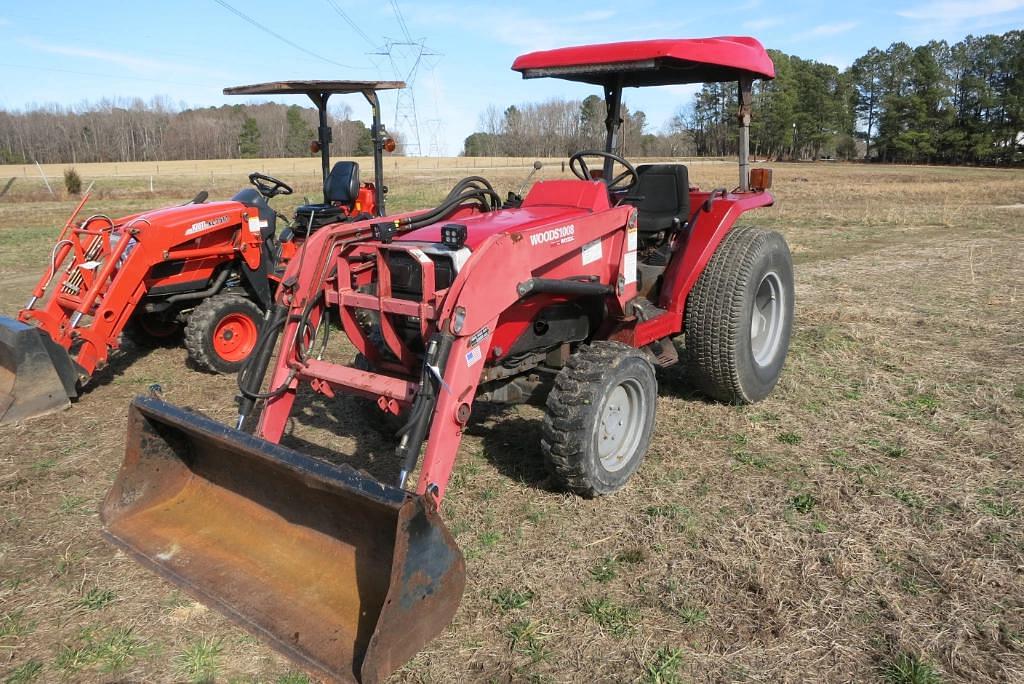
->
248;172;294;199
569;151;638;192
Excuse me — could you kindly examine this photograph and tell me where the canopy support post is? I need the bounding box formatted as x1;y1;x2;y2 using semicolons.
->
363;89;387;216
602;75;624;180
737;77;752;192
307;92;332;203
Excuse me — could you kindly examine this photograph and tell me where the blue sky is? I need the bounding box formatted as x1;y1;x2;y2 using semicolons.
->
1;1;1022;155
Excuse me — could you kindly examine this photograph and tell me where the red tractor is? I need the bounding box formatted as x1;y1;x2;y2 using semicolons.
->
101;37;793;683
0;81;402;424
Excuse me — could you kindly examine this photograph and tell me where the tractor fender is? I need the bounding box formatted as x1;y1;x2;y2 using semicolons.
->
659;191;774;315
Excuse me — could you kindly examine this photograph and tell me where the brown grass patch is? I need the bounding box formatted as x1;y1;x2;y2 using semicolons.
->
1;159;1022;682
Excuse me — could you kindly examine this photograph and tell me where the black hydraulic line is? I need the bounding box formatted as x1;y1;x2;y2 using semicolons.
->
395;332;454;488
234;302;290;430
516;278;614;298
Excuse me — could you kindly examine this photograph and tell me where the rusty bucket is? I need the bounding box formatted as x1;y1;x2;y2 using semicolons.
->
0;316;78;425
101;396;465;683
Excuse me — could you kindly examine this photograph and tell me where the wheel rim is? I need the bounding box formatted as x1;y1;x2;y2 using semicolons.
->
597;378;646;472
212;312;257;362
751;271;784;366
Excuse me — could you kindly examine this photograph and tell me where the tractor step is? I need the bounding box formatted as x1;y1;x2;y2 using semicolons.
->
646;337;679;367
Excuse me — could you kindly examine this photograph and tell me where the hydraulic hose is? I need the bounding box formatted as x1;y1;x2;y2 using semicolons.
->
395;333;454;488
235;302;290;429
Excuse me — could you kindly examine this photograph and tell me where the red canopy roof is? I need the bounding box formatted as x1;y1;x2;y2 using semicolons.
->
512;37;774;87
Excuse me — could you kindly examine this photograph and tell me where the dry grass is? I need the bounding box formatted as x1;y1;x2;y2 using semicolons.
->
0;159;1022;683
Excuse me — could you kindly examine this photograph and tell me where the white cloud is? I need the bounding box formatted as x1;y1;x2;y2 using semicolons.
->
21;38;165;72
898;0;1024;20
800;21;859;38
742;18;783;31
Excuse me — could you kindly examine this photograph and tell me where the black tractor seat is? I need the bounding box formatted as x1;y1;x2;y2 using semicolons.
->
293;161;361;236
629;164;690;236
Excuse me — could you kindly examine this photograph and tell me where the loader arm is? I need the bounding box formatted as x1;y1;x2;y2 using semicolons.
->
2;200;264;424
259;184;635;501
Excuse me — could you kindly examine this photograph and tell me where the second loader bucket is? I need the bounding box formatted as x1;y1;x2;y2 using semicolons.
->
101;396;465;683
0;316;78;425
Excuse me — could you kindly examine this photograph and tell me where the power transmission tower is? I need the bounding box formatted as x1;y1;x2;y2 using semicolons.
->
372;38;441;156
425;119;445;157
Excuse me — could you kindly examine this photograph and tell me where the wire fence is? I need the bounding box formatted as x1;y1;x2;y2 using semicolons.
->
0;156;735;201
1;156;733;180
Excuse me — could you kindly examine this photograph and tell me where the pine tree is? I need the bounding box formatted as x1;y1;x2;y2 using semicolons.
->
238;116;261;158
284;105;314;157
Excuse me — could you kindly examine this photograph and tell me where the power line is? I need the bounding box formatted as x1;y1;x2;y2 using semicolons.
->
323;0;378;49
210;0;359;69
389;0;414;43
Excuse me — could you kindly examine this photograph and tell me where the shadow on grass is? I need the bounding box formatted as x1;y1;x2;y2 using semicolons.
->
73;336;168;398
275;340;713;494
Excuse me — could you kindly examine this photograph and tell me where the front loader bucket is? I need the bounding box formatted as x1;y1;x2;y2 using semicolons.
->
0;317;78;425
101;396;465;683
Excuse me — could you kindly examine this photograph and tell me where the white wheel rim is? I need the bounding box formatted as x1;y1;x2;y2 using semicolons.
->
751;270;784;366
597;378;646;472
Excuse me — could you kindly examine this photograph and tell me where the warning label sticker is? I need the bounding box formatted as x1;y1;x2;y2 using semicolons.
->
581;239;603;265
623;251;637;285
468;326;490;348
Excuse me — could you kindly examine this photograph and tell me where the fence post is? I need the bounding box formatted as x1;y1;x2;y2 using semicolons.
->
33;161;55;197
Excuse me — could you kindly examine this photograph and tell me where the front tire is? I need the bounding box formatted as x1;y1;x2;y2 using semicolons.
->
185;294;263;374
541;342;657;497
683;227;794;403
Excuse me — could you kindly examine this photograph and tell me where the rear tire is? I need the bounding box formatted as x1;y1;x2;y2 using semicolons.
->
683;226;794;404
541;341;657;497
185;294;263;374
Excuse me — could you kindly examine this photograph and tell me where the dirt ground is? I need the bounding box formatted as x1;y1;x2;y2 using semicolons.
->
0;159;1022;683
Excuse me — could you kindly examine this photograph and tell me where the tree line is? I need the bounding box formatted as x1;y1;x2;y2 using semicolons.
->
0;99;376;164
463;31;1023;166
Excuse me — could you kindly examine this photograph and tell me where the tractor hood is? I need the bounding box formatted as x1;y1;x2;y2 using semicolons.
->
397;179;610;250
129;201;245;233
396;205;579;250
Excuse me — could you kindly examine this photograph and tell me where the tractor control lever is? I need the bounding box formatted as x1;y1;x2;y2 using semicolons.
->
515;160;544;198
702;187;728;212
505;161;544;208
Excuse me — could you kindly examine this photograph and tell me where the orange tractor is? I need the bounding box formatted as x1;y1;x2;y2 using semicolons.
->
101;37;792;683
0;81;402;424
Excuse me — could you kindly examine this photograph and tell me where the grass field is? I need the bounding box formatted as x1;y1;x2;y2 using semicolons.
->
0;158;1022;683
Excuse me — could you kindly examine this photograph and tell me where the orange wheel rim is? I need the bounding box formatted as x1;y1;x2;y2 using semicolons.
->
212;312;257;362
